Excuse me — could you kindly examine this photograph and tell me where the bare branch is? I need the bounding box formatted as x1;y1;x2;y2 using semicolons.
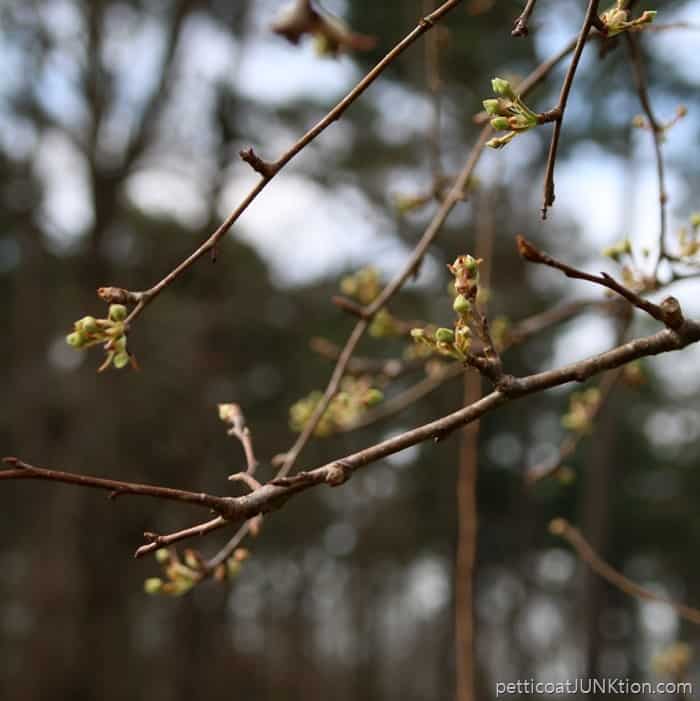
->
625;33;668;276
541;0;600;218
516;236;684;328
550;519;700;625
0;457;234;516
120;0;465;325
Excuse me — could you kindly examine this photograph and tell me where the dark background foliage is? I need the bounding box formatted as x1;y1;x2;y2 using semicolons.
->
1;1;699;699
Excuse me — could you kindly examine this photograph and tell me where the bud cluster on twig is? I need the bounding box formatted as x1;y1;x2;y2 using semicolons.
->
483;77;544;150
600;1;657;36
66;304;136;372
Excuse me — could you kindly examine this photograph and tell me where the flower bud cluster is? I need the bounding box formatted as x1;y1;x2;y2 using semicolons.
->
601;2;657;36
290;377;384;436
484;78;540;150
65;304;133;371
410;255;482;361
145;547;250;596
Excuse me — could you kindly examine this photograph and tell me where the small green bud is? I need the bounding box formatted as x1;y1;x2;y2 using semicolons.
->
490;116;510;131
113;352;130;369
108;304;127;322
690;213;700;229
486;132;517;149
410;328;426;340
453;294;471;315
155;549;169;564
464;255;479;274
482;99;501;116
364;389;384;407
80;316;98;334
113;335;127;353
144;578;163;595
491;77;515;100
435;327;455;343
66;331;86;348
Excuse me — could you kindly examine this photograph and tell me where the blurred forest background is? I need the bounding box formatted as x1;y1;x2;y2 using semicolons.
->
1;0;700;699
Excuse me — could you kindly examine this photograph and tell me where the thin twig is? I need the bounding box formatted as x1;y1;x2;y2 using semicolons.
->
135;518;227;559
625;33;667;277
541;0;600;219
512;0;538;37
0;457;234;515
516;235;683;328
550;518;700;625
220;403;258;474
121;0;465;325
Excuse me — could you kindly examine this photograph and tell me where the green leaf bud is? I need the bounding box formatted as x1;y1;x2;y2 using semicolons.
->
108;304;128;322
155;549;169;564
435;327;455;343
490;116;510;131
80;316;98;334
482;99;501;116
66;331;86;348
144;578;163;595
113;335;127;353
491;77;515;100
113;352;130;369
453;294;471;315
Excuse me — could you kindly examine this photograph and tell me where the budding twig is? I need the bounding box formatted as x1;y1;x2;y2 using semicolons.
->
110;0;464;327
516;236;684;329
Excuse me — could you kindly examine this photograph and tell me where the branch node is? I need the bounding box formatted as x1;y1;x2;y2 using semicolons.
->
97;287;141;305
660;296;684;330
325;460;353;486
239;147;277;178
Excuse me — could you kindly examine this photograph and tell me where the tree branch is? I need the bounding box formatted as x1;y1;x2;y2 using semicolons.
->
625;33;667;276
550;518;700;625
120;0;465;326
541;0;600;219
0;457;235;516
516;235;683;328
7;310;700;556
